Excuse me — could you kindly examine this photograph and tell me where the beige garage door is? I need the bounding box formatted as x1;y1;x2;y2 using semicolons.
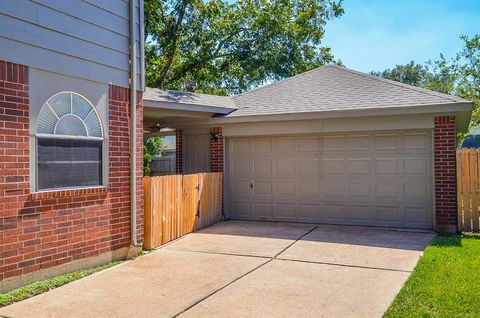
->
227;131;433;229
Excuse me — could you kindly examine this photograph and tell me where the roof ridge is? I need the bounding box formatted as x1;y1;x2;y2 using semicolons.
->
329;65;464;103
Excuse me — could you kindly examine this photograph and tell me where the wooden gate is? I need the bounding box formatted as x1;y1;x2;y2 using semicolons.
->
143;172;223;249
457;149;480;232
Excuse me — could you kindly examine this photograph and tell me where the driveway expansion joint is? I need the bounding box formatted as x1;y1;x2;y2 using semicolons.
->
175;225;319;317
275;257;413;273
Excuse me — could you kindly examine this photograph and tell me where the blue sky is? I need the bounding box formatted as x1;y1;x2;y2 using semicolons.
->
322;0;480;72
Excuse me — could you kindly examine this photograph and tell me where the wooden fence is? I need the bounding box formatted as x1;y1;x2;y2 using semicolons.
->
143;172;223;249
457;149;480;232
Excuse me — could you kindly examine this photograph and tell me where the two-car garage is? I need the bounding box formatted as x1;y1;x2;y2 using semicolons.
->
227;131;433;229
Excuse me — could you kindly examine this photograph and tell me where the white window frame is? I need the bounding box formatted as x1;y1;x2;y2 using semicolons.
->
34;91;106;192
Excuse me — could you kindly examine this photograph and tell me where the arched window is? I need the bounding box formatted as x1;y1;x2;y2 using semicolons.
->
35;92;104;191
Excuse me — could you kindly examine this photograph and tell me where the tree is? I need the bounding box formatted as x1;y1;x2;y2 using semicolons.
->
143;137;165;176
372;34;480;130
145;0;344;95
370;61;430;87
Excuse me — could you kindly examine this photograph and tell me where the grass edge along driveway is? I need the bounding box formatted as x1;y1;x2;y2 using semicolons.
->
0;260;124;308
384;234;480;317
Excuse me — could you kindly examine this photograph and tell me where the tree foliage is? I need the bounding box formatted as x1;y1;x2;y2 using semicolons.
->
372;34;480;130
143;137;165;176
145;0;344;95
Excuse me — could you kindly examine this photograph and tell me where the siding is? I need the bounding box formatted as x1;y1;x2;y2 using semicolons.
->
0;0;143;88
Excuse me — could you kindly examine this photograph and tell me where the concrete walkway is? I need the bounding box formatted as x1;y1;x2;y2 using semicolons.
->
0;221;435;318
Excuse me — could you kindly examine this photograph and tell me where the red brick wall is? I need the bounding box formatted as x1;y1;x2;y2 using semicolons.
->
210;127;224;173
434;115;457;233
0;60;143;281
175;129;183;174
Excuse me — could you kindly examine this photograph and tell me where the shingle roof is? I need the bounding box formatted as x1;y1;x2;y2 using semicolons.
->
228;64;468;117
144;87;237;110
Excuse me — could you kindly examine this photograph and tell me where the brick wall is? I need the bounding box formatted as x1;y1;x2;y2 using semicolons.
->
210;127;224;173
0;60;143;282
434;115;457;233
175;129;183;174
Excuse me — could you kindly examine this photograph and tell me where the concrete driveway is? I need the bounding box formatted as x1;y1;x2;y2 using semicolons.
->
0;221;435;318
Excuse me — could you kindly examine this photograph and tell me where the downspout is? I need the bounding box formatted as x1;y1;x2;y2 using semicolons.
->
129;0;138;247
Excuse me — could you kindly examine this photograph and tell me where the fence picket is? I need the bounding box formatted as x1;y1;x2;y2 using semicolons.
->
457;149;480;232
457;150;464;232
143;173;223;249
474;150;480;231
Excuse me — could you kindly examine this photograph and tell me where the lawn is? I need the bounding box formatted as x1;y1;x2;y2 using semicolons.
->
0;260;123;308
384;234;480;317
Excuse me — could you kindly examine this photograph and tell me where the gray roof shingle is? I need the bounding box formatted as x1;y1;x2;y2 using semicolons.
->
145;65;469;118
228;65;468;117
144;87;237;110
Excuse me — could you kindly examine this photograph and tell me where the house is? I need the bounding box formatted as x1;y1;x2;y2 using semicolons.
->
144;65;472;232
150;139;176;176
0;0;144;291
460;126;480;148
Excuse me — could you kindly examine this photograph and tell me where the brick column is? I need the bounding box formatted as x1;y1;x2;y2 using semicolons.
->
175;129;183;174
434;115;457;233
210;127;224;172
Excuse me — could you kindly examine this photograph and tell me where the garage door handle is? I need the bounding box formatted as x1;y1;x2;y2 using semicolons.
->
249;181;254;193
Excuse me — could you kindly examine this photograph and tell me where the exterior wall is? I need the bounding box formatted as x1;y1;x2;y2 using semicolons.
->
433;115;457;233
175;129;183;174
0;0;143;88
183;129;210;174
210;127;224;173
0;60;143;285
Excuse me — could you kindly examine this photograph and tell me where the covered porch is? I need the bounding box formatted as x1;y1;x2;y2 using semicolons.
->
143;87;235;175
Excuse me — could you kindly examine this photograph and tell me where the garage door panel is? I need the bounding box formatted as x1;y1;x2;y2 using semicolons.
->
375;184;399;200
375;134;399;150
321;203;347;222
323;135;345;151
252;159;273;176
252;138;272;153
404;157;430;175
323;159;345;174
253;202;273;219
347;159;371;174
347;183;372;200
254;181;272;195
228;131;433;229
403;133;430;150
299;159;319;174
405;206;430;225
232;180;250;195
276;181;296;195
275;203;297;221
404;183;430;201
375;206;400;222
231;160;250;176
297;136;319;152
298;181;320;195
276;159;296;176
231;139;250;154
347;135;372;150
375;158;398;174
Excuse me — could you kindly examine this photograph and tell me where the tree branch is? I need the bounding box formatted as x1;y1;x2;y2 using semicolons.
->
156;0;190;87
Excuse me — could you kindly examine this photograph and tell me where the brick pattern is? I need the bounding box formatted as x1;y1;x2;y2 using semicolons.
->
210;127;224;173
434;115;457;233
175;129;183;174
0;60;143;281
109;85;144;245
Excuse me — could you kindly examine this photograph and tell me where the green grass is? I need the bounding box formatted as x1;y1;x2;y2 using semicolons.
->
0;260;123;308
384;234;480;317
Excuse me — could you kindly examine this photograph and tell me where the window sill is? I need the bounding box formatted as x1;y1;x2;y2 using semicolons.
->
30;186;108;200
